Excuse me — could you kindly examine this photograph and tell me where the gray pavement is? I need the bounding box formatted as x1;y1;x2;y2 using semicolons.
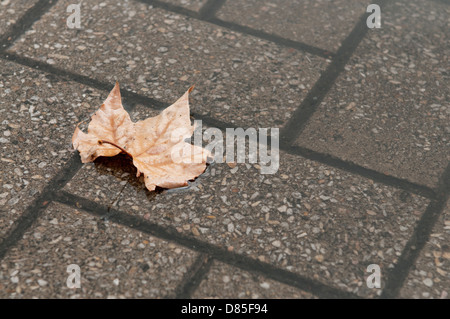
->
0;0;449;299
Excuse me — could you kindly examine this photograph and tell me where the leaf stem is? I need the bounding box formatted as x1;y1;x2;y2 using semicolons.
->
98;140;133;158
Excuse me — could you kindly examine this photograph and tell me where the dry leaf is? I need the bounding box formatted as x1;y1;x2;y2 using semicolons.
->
72;82;210;191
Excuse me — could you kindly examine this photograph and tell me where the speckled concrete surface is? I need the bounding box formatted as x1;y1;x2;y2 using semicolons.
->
64;139;429;297
296;0;450;188
9;0;329;128
0;0;39;35
159;0;208;12
400;200;450;299
0;202;198;298
0;61;105;239
193;261;316;298
217;0;370;52
1;0;449;300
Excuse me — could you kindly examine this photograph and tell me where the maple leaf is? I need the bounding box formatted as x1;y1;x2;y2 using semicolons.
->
72;82;210;191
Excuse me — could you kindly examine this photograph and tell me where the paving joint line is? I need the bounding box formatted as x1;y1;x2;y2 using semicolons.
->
380;162;450;298
172;254;213;298
0;154;82;260
53;190;361;299
0;0;58;52
279;0;392;146
198;0;227;21
0;0;428;201
0;52;166;107
0;0;445;300
0;53;437;200
208;17;334;59
136;0;333;59
286;146;438;200
0;52;233;130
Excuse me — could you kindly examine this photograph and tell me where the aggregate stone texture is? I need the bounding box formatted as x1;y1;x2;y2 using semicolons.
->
192;261;316;299
0;202;198;298
65;114;429;297
216;0;371;52
0;0;39;36
9;0;329;128
0;60;107;240
296;0;450;188
400;200;450;299
2;0;447;300
159;0;208;12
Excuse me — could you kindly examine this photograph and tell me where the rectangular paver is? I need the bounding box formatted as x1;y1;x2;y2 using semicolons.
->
192;261;316;299
295;0;450;188
0;60;106;240
158;0;208;12
1;0;448;300
0;202;198;298
400;199;450;299
64;135;429;297
0;0;39;36
9;0;329;128
216;0;370;52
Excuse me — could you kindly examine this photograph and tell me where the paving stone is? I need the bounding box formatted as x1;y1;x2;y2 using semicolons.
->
115;154;428;298
9;0;329;128
159;0;208;12
296;0;450;188
0;202;197;298
2;0;445;300
0;0;39;36
192;261;316;298
216;0;370;52
400;200;450;299
0;60;108;240
65;123;429;297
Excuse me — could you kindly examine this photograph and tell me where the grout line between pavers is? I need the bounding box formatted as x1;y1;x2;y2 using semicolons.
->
135;0;334;59
279;0;392;146
0;52;166;107
1;0;446;300
380;162;450;298
172;254;213;299
53;190;362;299
0;53;438;200
0;154;82;259
287;146;438;200
140;0;200;18
1;0;435;200
198;0;227;21
0;52;232;130
208;17;334;59
0;0;58;52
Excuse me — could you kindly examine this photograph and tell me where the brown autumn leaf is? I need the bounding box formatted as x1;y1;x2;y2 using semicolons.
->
72;82;210;191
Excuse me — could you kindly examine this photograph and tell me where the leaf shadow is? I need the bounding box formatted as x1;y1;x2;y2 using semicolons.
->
92;154;162;203
91;154;213;203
